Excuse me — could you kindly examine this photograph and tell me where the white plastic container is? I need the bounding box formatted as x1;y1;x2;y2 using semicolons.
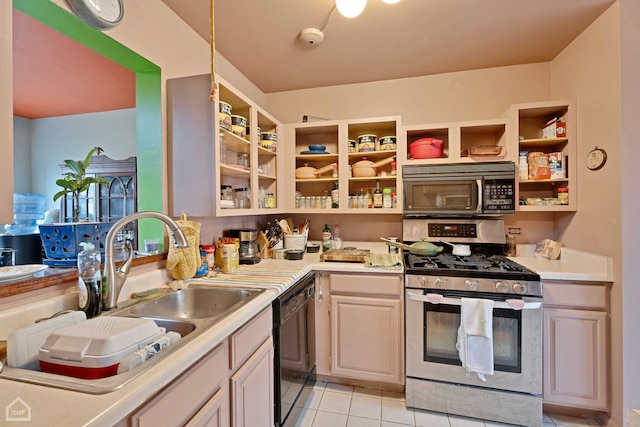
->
39;316;165;379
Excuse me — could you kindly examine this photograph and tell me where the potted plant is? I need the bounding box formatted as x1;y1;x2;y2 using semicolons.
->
40;148;113;261
53;147;109;223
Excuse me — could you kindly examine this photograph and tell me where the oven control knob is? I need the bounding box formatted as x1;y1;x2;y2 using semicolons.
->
464;280;477;291
513;282;527;294
434;278;445;289
420;277;430;287
495;281;510;293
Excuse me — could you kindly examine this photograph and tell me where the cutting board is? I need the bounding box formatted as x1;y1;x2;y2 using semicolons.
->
320;248;370;263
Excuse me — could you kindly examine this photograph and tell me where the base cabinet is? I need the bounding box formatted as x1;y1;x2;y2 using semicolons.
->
543;281;609;411
125;307;273;427
316;272;404;386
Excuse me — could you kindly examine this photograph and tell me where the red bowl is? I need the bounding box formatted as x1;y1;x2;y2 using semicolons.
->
410;138;444;159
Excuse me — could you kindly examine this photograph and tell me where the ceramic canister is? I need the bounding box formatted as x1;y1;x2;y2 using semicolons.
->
219;101;232;131
357;134;377;152
231;115;247;138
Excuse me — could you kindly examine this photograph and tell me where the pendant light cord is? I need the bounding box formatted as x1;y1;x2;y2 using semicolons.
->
319;4;337;32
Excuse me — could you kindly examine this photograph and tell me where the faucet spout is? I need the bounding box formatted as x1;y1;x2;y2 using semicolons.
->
102;211;189;311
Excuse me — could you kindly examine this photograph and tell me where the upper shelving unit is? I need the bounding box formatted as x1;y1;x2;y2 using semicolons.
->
285;116;402;213
401;118;508;166
506;100;577;212
215;77;283;216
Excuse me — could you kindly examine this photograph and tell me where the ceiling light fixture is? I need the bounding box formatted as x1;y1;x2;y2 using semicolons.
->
336;0;367;18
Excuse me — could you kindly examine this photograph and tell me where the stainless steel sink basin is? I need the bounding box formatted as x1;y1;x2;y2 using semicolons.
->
0;285;265;394
129;287;261;319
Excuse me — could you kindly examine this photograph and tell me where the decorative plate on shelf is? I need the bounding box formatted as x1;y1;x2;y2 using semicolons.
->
0;265;49;283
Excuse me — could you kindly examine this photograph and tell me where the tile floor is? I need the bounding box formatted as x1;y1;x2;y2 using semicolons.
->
289;381;604;427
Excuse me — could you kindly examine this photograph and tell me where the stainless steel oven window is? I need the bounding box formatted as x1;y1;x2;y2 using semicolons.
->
421;298;523;373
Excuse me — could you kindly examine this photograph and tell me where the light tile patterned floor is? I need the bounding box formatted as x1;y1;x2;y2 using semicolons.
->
290;381;604;427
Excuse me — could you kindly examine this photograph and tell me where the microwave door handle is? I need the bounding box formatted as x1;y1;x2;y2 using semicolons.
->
406;292;541;310
475;179;483;213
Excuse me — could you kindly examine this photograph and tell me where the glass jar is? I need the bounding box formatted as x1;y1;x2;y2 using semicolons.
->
221;185;233;201
558;187;569;205
383;188;393;208
234;187;251;209
237;153;249;169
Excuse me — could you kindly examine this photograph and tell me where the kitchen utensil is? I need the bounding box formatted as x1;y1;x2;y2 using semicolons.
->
440;240;471;256
380;237;444;256
409;137;444;159
351;156;396;178
295;163;335;179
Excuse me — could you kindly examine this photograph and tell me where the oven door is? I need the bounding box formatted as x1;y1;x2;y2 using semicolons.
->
405;288;542;395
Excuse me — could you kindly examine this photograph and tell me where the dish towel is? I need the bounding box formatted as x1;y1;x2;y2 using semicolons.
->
456;298;494;381
364;253;403;269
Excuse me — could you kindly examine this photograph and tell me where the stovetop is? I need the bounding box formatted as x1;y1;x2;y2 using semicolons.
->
404;252;539;281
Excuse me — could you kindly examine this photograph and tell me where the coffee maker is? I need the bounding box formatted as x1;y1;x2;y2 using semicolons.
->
228;229;260;264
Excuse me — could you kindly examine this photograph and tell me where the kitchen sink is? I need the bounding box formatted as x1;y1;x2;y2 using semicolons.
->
128;287;262;319
0;285;265;394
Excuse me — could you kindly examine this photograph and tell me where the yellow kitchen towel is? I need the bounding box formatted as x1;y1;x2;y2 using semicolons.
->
166;213;201;280
364;253;403;269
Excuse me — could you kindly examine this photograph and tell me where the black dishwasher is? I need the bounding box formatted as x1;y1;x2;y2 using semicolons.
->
272;272;316;427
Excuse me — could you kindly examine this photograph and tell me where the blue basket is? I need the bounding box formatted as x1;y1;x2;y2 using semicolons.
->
39;223;114;260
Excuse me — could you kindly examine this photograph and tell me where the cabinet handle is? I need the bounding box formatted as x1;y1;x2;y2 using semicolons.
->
318;290;324;302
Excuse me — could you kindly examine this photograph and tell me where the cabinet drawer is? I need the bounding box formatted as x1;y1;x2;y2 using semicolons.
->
230;306;272;371
330;273;402;297
130;341;228;426
543;281;608;310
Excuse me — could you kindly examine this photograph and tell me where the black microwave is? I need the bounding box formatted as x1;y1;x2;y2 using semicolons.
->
402;162;516;217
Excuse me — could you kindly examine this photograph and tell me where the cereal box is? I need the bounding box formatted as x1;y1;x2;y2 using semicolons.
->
548;152;565;179
528;152;550;180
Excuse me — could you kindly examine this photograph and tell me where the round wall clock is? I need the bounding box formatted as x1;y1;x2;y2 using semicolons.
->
586;146;607;171
66;0;124;30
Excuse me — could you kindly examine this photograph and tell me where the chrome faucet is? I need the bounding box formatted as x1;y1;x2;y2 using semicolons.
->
102;211;189;311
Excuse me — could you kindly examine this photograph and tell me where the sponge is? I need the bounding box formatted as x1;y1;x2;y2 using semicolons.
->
131;288;167;301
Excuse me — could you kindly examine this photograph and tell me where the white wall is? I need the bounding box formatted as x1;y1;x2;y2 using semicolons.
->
619;0;640;422
267;63;550;126
26;108;137;213
12;117;32;193
548;3;626;425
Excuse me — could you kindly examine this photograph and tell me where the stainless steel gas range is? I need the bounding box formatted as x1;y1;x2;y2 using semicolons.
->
402;218;543;426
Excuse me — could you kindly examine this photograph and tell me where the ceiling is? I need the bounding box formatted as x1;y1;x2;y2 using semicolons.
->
162;0;616;93
12;10;135;119
12;0;616;118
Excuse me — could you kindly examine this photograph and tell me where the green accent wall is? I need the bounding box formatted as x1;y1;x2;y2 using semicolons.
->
14;0;164;244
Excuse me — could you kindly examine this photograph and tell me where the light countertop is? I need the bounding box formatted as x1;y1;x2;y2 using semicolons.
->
0;241;612;426
509;244;614;283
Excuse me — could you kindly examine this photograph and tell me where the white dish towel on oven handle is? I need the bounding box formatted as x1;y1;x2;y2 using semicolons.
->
456;298;494;381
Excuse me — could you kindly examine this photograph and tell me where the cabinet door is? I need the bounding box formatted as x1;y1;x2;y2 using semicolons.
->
543;307;608;410
231;336;274;427
130;341;228;426
185;384;230;427
167;74;216;217
330;294;403;384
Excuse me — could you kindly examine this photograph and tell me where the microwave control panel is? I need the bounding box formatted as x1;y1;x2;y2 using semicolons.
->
484;181;515;210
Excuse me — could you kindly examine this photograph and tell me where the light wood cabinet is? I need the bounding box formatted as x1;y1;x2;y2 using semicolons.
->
231;337;274;427
167;74;283;217
401;118;508;165
215;77;283;216
285;116;402;213
543;280;609;411
506;100;577;212
315;271;404;387
129;340;229;427
126;307;273;427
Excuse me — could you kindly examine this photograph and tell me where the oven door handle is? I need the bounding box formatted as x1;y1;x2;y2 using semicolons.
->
407;291;541;311
476;179;483;213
